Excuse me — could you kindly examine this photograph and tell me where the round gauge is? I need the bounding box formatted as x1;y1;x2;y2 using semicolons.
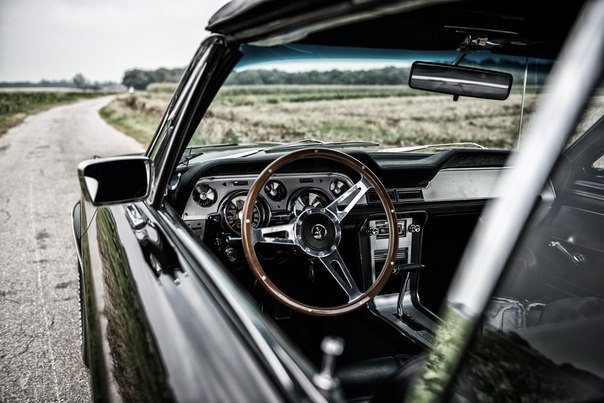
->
290;189;331;216
329;179;349;197
192;183;217;207
223;193;266;233
264;180;287;201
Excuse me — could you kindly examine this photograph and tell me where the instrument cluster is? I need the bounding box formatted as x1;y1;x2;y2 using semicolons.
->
182;173;354;237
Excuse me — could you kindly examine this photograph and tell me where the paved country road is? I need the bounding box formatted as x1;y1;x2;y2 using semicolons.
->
0;97;145;402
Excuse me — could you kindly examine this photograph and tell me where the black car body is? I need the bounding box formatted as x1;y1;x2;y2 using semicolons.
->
73;0;604;401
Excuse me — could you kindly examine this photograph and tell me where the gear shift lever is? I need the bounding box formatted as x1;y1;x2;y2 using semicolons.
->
313;336;345;391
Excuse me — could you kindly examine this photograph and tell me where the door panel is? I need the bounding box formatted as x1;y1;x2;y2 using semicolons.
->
80;200;286;402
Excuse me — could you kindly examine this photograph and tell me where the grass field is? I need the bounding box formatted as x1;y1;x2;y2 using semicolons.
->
0;90;109;135
102;84;543;149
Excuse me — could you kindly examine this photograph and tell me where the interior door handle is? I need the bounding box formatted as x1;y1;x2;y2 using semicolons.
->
548;241;585;265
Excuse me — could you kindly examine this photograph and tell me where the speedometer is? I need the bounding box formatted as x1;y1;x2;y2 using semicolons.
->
223;193;267;233
290;189;331;216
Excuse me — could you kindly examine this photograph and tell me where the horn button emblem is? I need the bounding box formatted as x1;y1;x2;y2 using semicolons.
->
294;208;342;258
312;224;327;240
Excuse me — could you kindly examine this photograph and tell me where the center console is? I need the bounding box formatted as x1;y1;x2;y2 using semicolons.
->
360;211;441;348
360;212;427;285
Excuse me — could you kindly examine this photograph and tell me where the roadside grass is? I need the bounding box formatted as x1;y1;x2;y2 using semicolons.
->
0;90;111;136
99;95;162;146
101;84;542;149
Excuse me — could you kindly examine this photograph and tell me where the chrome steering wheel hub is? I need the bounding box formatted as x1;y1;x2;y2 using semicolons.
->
294;207;341;258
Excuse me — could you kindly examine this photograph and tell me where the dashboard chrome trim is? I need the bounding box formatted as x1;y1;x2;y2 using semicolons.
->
423;168;506;201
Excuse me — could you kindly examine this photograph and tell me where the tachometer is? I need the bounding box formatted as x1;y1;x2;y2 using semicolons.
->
290;189;330;216
223;193;267;233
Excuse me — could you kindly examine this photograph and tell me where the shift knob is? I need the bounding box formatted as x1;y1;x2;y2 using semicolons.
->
314;336;345;391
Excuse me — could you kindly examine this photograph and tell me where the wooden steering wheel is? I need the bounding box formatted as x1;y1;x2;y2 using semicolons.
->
241;148;398;316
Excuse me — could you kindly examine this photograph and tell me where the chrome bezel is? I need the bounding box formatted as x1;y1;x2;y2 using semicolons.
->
221;191;271;234
288;187;332;217
293;207;341;258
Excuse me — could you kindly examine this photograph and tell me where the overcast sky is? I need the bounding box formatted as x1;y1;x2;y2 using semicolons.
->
0;0;230;83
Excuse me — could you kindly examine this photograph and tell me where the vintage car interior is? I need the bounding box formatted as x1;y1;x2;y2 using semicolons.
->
169;144;511;395
75;0;604;401
165;114;604;400
166;93;604;402
153;1;603;399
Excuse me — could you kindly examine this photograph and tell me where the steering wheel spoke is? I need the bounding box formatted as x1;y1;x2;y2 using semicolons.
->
318;250;362;302
252;222;296;246
326;176;372;222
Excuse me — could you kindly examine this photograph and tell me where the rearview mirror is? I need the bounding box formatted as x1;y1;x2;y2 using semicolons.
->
78;156;152;206
409;62;512;100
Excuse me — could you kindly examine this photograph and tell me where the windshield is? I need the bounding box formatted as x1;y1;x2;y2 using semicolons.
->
189;44;555;151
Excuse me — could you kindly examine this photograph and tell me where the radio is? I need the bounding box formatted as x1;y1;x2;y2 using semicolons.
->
364;213;425;281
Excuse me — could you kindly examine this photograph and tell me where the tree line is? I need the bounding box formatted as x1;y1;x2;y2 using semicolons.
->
122;67;185;90
120;58;552;89
224;59;553;86
1;58;552;91
0;73;116;90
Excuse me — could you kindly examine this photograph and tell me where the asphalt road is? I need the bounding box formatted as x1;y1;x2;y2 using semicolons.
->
0;97;145;402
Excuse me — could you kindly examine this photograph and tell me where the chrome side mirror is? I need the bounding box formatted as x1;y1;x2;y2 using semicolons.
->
78;156;153;206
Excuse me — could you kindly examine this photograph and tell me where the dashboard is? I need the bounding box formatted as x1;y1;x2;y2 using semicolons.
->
174;149;520;302
180;169;435;285
182;172;355;237
172;148;556;343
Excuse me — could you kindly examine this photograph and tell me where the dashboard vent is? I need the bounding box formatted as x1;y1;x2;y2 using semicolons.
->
367;190;396;204
397;190;423;201
367;189;423;204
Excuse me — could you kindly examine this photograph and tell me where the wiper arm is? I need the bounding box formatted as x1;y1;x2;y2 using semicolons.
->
178;143;246;166
264;139;380;153
179;144;238;166
179;151;204;166
382;142;485;152
263;139;325;153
